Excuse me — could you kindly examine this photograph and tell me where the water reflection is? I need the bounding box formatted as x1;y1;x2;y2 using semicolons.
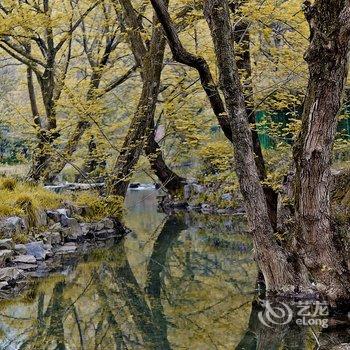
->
0;190;349;349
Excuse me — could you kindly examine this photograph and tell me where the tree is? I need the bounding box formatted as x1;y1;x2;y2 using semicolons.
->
0;0;102;181
151;0;350;303
107;0;184;197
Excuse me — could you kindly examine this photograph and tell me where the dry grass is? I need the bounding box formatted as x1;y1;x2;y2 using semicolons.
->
0;177;63;218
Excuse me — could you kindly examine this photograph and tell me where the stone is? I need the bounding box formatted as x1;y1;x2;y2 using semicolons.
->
45;232;61;245
61;218;83;241
0;217;26;238
101;218;114;230
0;239;14;250
201;203;213;212
12;255;37;265
221;193;233;201
46;211;61;223
56;243;77;254
14;244;27;254
37;211;48;227
25;242;49;261
0;267;23;282
15;264;37;271
0;281;8;290
94;229;116;240
57;208;70;218
0;250;13;265
80;223;91;235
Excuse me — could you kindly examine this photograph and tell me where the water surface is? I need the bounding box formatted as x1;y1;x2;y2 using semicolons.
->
0;188;348;349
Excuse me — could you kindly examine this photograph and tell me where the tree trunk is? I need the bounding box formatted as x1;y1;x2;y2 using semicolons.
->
145;119;186;195
150;0;278;228
203;0;308;292
107;17;166;198
293;0;350;302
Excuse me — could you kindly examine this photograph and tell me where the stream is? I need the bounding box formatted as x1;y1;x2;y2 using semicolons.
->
0;187;349;349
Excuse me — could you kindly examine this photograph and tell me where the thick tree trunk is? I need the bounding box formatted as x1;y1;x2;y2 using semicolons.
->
119;0;185;196
150;0;278;228
203;0;308;292
107;19;166;198
293;0;350;302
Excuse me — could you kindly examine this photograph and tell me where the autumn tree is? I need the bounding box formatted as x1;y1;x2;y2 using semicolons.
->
151;0;350;303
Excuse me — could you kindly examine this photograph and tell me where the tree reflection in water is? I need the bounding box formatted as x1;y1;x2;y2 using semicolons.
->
0;214;349;349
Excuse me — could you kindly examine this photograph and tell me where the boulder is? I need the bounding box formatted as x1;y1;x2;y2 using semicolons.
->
0;281;8;290
56;243;77;254
61;218;83;241
101;218;114;230
25;241;50;261
0;267;23;282
45;232;61;246
46;211;61;223
0;239;14;250
14;264;37;271
37;211;48;227
0;217;26;238
14;244;27;254
0;250;13;266
12;255;37;265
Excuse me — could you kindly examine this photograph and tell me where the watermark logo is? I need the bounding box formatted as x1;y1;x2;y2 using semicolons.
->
258;301;329;328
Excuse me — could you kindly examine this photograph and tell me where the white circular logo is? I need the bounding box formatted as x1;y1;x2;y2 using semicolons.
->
258;301;293;327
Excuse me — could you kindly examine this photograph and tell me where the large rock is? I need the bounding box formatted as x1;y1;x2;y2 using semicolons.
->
0;250;13;266
12;255;37;265
0;267;23;282
0;239;14;250
61;218;83;241
46;211;61;223
37;211;48;227
56;243;77;255
25;241;51;261
0;217;26;238
45;231;62;245
14;244;27;254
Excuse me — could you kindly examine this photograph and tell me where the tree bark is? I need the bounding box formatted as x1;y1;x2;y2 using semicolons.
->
118;0;186;195
107;14;167;198
293;0;350;302
203;0;307;292
145;119;186;195
150;0;278;227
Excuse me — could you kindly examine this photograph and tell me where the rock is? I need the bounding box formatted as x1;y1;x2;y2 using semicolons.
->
201;203;213;213
45;232;62;246
0;217;26;238
95;221;105;231
15;264;37;271
0;250;13;266
102;218;114;230
12;255;37;265
49;223;62;232
37;211;48;227
61;218;83;241
57;208;70;218
25;242;50;261
14;244;27;254
56;243;77;254
221;193;233;201
46;211;61;223
94;229;116;240
0;281;8;290
0;239;14;250
0;267;23;282
80;223;92;236
217;209;228;214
